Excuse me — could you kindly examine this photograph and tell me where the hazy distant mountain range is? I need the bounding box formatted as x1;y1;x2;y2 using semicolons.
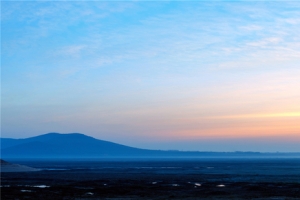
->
1;133;299;159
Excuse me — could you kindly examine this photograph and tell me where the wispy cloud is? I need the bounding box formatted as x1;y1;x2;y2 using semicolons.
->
55;45;86;58
246;37;282;47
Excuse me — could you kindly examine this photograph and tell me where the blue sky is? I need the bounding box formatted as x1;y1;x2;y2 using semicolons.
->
2;1;300;152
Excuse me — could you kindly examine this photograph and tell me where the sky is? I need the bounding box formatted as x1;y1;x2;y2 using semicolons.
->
1;1;300;152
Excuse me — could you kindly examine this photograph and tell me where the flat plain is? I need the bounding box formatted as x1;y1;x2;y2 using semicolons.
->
1;159;300;199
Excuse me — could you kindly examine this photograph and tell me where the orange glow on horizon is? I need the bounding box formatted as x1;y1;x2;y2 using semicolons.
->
148;111;300;141
211;112;300;119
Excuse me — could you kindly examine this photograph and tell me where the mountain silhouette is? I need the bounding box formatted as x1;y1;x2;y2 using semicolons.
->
1;133;299;159
1;133;161;158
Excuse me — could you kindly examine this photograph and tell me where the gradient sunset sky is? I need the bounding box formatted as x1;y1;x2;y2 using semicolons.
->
2;1;300;152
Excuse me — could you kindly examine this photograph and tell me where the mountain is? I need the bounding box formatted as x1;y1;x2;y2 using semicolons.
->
1;133;160;158
1;133;299;159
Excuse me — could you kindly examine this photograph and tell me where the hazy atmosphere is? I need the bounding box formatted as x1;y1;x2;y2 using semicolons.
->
2;1;300;152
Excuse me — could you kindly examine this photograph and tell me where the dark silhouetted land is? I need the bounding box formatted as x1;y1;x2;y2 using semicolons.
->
1;159;300;199
1;133;300;199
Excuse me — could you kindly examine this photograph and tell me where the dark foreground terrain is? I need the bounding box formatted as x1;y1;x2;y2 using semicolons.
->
1;158;300;200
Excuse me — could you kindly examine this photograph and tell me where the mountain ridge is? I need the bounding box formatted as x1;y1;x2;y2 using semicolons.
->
1;133;155;158
1;133;300;159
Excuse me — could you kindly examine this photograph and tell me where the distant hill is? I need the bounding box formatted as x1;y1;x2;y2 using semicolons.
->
1;133;157;158
1;159;40;172
1;133;300;159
